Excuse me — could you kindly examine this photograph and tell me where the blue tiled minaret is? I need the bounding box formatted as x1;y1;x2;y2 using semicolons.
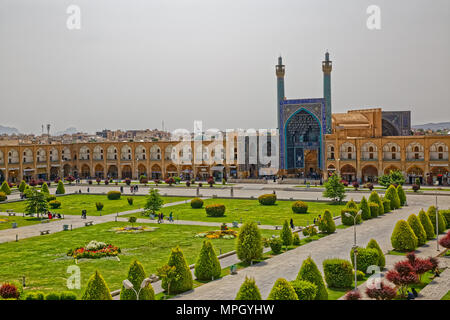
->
322;52;332;134
276;56;285;170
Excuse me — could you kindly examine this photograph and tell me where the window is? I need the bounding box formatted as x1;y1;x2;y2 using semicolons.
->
392;153;396;160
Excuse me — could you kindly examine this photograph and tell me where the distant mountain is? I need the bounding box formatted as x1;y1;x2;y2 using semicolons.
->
55;127;78;136
0;125;20;135
412;122;450;131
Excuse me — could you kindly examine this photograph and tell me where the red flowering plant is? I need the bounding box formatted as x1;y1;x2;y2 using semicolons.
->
165;177;175;186
439;230;450;250
352;181;359;191
29;179;37;187
365;281;397;300
125;178;131;185
96;177;101;184
65;175;75;184
207;177;215;187
406;252;434;282
343;290;361;300
385;260;418;298
0;282;21;299
67;240;120;259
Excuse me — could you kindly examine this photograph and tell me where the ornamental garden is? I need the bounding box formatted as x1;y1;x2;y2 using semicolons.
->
0;175;449;300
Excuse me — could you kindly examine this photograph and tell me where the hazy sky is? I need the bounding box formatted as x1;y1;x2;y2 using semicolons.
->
1;0;449;134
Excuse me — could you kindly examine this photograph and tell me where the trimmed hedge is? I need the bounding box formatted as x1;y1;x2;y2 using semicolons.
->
269;237;283;254
390;220;418;252
323;258;353;289
205;204;226;217
382;198;391;213
267;278;298;300
23;291;45;300
82;271;113;300
407;214;427;246
292;201;308;214
369;202;379;218
419;209;435;240
258;194;277;205
290;280;317;300
293;233;301;245
359;197;371;220
161;246;193;294
366;239;385;269
194;240;221;281
368;191;384;214
120;260;155;300
341;208;362;226
297;257;328;300
49;200;61;209
107;191;121;200
350;247;379;274
235;277;262;300
190;198;204;209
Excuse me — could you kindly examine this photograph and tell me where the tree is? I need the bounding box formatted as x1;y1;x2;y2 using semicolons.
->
366;239;385;269
368;191;384;214
143;188;164;216
235;277;262;300
397;185;406;206
390;220;418;252
160;246;193;294
194;241;221;281
426;206;446;234
82;271;112;300
385;260;418;298
56;180;65;195
317;210;336;234
156;265;179;296
365;281;397;300
322;173;346;203
418;209;435;240
297;257;328;300
41;182;50;194
359;196;371;220
407;214;427;246
0;181;11;195
384;185;400;209
120;260;155;300
267;278;298;300
379;170;405;187
236;222;263;265
280;220;293;249
24;188;48;218
406;252;433;283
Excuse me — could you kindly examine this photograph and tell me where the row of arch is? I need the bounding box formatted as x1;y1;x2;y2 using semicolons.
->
327;142;448;161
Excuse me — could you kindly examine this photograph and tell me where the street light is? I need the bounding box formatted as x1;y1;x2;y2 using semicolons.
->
345;209;362;291
435;195;440;252
122;278;152;300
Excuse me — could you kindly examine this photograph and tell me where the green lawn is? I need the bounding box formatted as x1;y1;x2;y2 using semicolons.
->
0;221;279;297
327;277;368;300
0;216;57;231
126;198;346;226
441;290;450;300
0;194;192;217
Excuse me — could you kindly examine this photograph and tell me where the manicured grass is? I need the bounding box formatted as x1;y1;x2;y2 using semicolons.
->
0;194;192;216
0;216;57;231
394;270;436;300
327;277;368;300
126;198;346;226
441;290;450;300
0;221;279;297
387;249;407;256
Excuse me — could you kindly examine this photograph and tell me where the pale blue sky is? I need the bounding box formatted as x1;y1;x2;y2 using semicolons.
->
1;0;449;134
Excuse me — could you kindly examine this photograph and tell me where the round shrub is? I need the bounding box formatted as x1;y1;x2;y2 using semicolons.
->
292;201;308;214
382;198;391;213
194;240;221;281
235;277;262;300
354;270;365;281
293;233;301;246
390;220;418;252
350;247;380;274
367;239;385;269
107;191;121;200
258;194;276;205
369;202;379;218
60;291;77;300
419;209;435;240
46;195;56;202
267;278;298;300
341;208;362;226
161;246;193;294
323;258;353;289
23;291;45;300
190;198;204;209
407;214;427;246
269;237;283;254
297;257;328;300
290;280;317;300
45;292;60;300
205;204;226;217
49;200;61;209
0;192;7;202
0;282;21;299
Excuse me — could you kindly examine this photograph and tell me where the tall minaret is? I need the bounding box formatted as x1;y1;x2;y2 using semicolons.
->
276;56;285;132
322;51;332;134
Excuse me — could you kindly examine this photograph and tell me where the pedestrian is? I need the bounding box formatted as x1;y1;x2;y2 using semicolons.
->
161;212;164;223
87;187;90;193
411;288;418;298
169;212;173;222
407;291;415;300
290;218;294;230
157;213;161;224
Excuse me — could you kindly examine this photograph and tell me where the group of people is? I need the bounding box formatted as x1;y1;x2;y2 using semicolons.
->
47;211;62;219
156;211;174;223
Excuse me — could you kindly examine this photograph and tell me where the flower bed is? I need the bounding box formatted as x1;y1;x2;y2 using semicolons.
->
110;225;158;234
67;240;121;259
195;229;238;240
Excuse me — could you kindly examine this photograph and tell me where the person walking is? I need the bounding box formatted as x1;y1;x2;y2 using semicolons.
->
290;218;294;230
169;212;173;223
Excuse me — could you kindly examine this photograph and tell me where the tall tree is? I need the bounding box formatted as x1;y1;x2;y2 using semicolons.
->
323;173;346;203
143;188;164;216
24;188;48;218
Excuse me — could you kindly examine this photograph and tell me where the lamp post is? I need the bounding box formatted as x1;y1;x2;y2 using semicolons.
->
436;195;440;252
345;210;362;291
122;278;152;300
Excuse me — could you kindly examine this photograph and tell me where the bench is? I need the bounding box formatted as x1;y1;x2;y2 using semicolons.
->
6;210;16;216
40;230;50;235
85;221;94;226
274;225;281;230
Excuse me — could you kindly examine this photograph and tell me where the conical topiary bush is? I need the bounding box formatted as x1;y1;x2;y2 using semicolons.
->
368;191;384;214
280;220;293;248
385;185;400;210
369;202;379;218
345;199;358;210
267;278;298;300
120;260;155;300
41;182;49;194
366;238;385;269
397;185;406;206
320;210;336;234
18;180;27;193
390;220;418;252
82;270;112;300
161;246;193;294
359;196;371;220
418;209;435;240
426;206;446;234
236;222;263;264
297;256;328;300
194;240;221;281
56;180;65;195
407;214;427;246
0;181;11;195
235;277;262;300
